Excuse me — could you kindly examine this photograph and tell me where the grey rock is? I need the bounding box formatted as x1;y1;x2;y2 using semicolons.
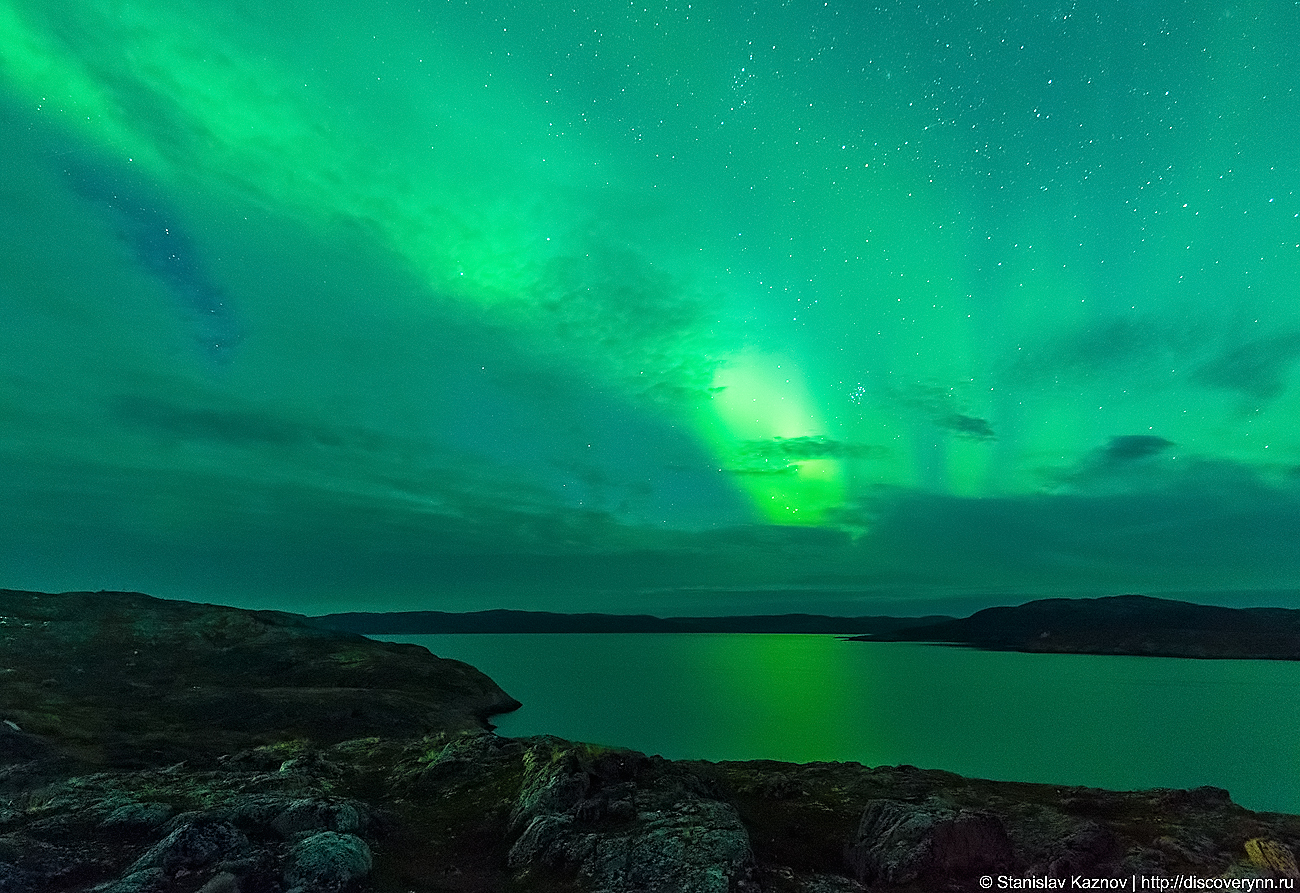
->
845;797;1015;886
92;867;166;893
791;875;869;893
1045;822;1121;877
196;870;241;893
511;802;753;893
418;732;524;793
127;818;250;874
224;794;365;838
282;831;372;891
508;742;752;893
509;739;651;832
100;801;175;830
271;797;365;838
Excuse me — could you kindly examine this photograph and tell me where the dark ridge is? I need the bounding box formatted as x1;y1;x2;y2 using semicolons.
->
306;608;955;635
0;588;519;767
857;594;1300;659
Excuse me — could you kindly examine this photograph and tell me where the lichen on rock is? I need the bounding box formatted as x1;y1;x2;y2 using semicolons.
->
282;830;373;892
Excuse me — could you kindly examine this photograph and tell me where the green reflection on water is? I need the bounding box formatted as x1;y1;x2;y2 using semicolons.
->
381;633;1300;814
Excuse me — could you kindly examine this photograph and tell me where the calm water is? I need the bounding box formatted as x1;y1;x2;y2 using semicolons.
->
375;634;1300;815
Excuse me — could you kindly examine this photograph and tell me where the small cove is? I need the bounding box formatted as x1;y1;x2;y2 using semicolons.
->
374;633;1300;815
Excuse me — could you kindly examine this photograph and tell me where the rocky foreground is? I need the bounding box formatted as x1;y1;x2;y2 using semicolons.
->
2;590;1300;892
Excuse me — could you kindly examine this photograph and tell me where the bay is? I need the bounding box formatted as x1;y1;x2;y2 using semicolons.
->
375;633;1300;815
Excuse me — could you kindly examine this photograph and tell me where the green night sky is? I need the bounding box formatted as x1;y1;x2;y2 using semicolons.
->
2;0;1299;616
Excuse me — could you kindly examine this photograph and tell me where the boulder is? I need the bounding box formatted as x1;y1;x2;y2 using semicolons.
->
91;869;166;893
282;831;372;892
507;740;753;893
269;798;365;838
126;818;249;874
99;801;175;831
845;797;1015;886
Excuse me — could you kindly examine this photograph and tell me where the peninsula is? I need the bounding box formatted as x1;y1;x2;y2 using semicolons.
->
855;594;1300;660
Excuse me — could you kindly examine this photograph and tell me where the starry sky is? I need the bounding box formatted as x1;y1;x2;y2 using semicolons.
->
2;0;1299;616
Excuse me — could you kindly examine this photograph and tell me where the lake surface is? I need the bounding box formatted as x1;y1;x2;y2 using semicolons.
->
375;633;1300;815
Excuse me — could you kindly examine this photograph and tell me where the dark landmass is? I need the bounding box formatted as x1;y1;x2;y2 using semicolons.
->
309;608;954;635
3;589;1299;892
855;594;1300;659
0;588;519;767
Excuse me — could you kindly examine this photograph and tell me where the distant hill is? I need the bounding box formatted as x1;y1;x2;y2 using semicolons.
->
307;609;954;635
855;594;1300;660
0;588;519;766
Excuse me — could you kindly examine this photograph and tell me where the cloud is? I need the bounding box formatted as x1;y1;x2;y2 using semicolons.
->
1007;316;1300;407
1193;331;1300;402
889;383;996;440
941;413;996;441
828;465;1300;597
725;436;884;475
1007;316;1173;381
1099;435;1176;462
110;395;336;448
1052;435;1179;493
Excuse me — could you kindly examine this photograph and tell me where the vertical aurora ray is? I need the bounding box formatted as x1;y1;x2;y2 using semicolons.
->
706;351;843;523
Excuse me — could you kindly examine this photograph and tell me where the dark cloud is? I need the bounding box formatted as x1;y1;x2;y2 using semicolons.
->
941;414;996;440
5;434;1300;615
890;384;995;440
1009;316;1300;408
1055;435;1178;493
1008;316;1169;381
829;465;1300;599
110;395;355;449
1193;332;1300;402
1100;435;1176;462
726;436;884;475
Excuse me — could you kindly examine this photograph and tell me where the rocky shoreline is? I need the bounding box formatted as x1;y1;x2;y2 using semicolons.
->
3;589;1299;892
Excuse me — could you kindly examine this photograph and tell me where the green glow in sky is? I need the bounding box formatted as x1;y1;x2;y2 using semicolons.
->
2;0;1299;613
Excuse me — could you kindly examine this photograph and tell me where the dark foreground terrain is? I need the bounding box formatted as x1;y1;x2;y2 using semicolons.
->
2;589;1299;892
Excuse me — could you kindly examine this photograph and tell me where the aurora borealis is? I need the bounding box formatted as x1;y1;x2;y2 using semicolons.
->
2;0;1299;615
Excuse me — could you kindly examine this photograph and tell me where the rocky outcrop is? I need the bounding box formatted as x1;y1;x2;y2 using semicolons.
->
505;737;755;892
0;588;519;766
282;830;373;892
5;728;1300;892
0;756;376;892
844;797;1014;885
